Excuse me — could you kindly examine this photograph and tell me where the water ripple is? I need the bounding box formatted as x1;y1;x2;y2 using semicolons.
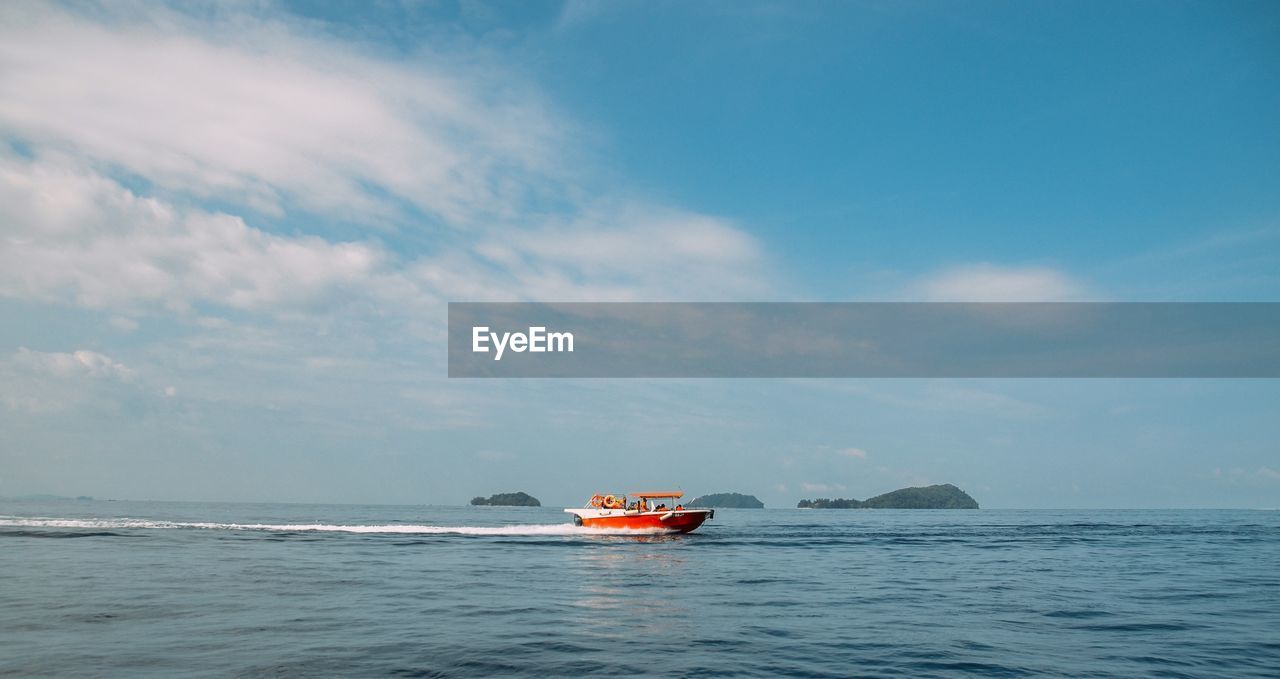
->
2;503;1278;677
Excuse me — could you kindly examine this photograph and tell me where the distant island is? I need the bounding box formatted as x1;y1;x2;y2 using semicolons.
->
689;492;764;508
470;492;540;507
798;484;978;509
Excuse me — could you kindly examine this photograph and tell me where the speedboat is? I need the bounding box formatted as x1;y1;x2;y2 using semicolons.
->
564;491;713;533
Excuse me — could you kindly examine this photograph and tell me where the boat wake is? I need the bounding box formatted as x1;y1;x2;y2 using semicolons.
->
0;516;671;536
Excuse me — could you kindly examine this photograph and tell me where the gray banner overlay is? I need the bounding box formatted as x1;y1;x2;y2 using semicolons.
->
448;303;1280;378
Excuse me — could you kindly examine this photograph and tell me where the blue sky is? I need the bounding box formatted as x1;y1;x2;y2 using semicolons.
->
0;0;1277;507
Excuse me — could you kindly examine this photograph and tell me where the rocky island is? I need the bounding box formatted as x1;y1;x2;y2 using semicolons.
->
688;492;764;509
798;484;978;509
470;491;541;507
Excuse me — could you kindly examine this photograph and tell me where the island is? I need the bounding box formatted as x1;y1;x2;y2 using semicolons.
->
797;484;978;509
688;492;764;509
470;491;541;507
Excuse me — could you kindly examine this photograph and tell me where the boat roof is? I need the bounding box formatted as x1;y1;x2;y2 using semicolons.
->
630;491;683;499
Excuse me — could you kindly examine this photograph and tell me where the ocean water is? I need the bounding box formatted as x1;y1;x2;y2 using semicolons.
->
2;501;1278;678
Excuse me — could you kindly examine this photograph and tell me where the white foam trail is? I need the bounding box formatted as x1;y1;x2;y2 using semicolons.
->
0;516;672;536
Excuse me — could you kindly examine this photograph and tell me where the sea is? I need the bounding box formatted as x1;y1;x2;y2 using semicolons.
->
2;500;1278;678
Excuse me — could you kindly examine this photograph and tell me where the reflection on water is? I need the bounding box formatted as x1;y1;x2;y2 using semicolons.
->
569;535;696;646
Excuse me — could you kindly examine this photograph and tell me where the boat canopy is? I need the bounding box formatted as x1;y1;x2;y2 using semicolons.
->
630;491;683;499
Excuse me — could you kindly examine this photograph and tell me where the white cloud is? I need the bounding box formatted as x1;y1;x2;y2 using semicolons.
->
12;348;133;381
0;5;774;314
0;151;769;312
0;2;780;477
1213;466;1280;484
906;263;1092;301
0;4;564;227
837;447;868;459
2;348;139;413
801;482;846;494
430;205;771;302
109;316;139;332
0;153;385;311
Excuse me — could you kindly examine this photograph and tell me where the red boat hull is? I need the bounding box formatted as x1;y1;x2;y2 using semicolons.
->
572;509;711;533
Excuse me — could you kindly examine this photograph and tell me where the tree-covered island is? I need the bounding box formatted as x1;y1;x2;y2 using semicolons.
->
688;492;764;508
470;492;541;507
798;484;978;509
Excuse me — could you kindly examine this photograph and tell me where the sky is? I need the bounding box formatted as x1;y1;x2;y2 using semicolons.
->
1;0;1278;508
